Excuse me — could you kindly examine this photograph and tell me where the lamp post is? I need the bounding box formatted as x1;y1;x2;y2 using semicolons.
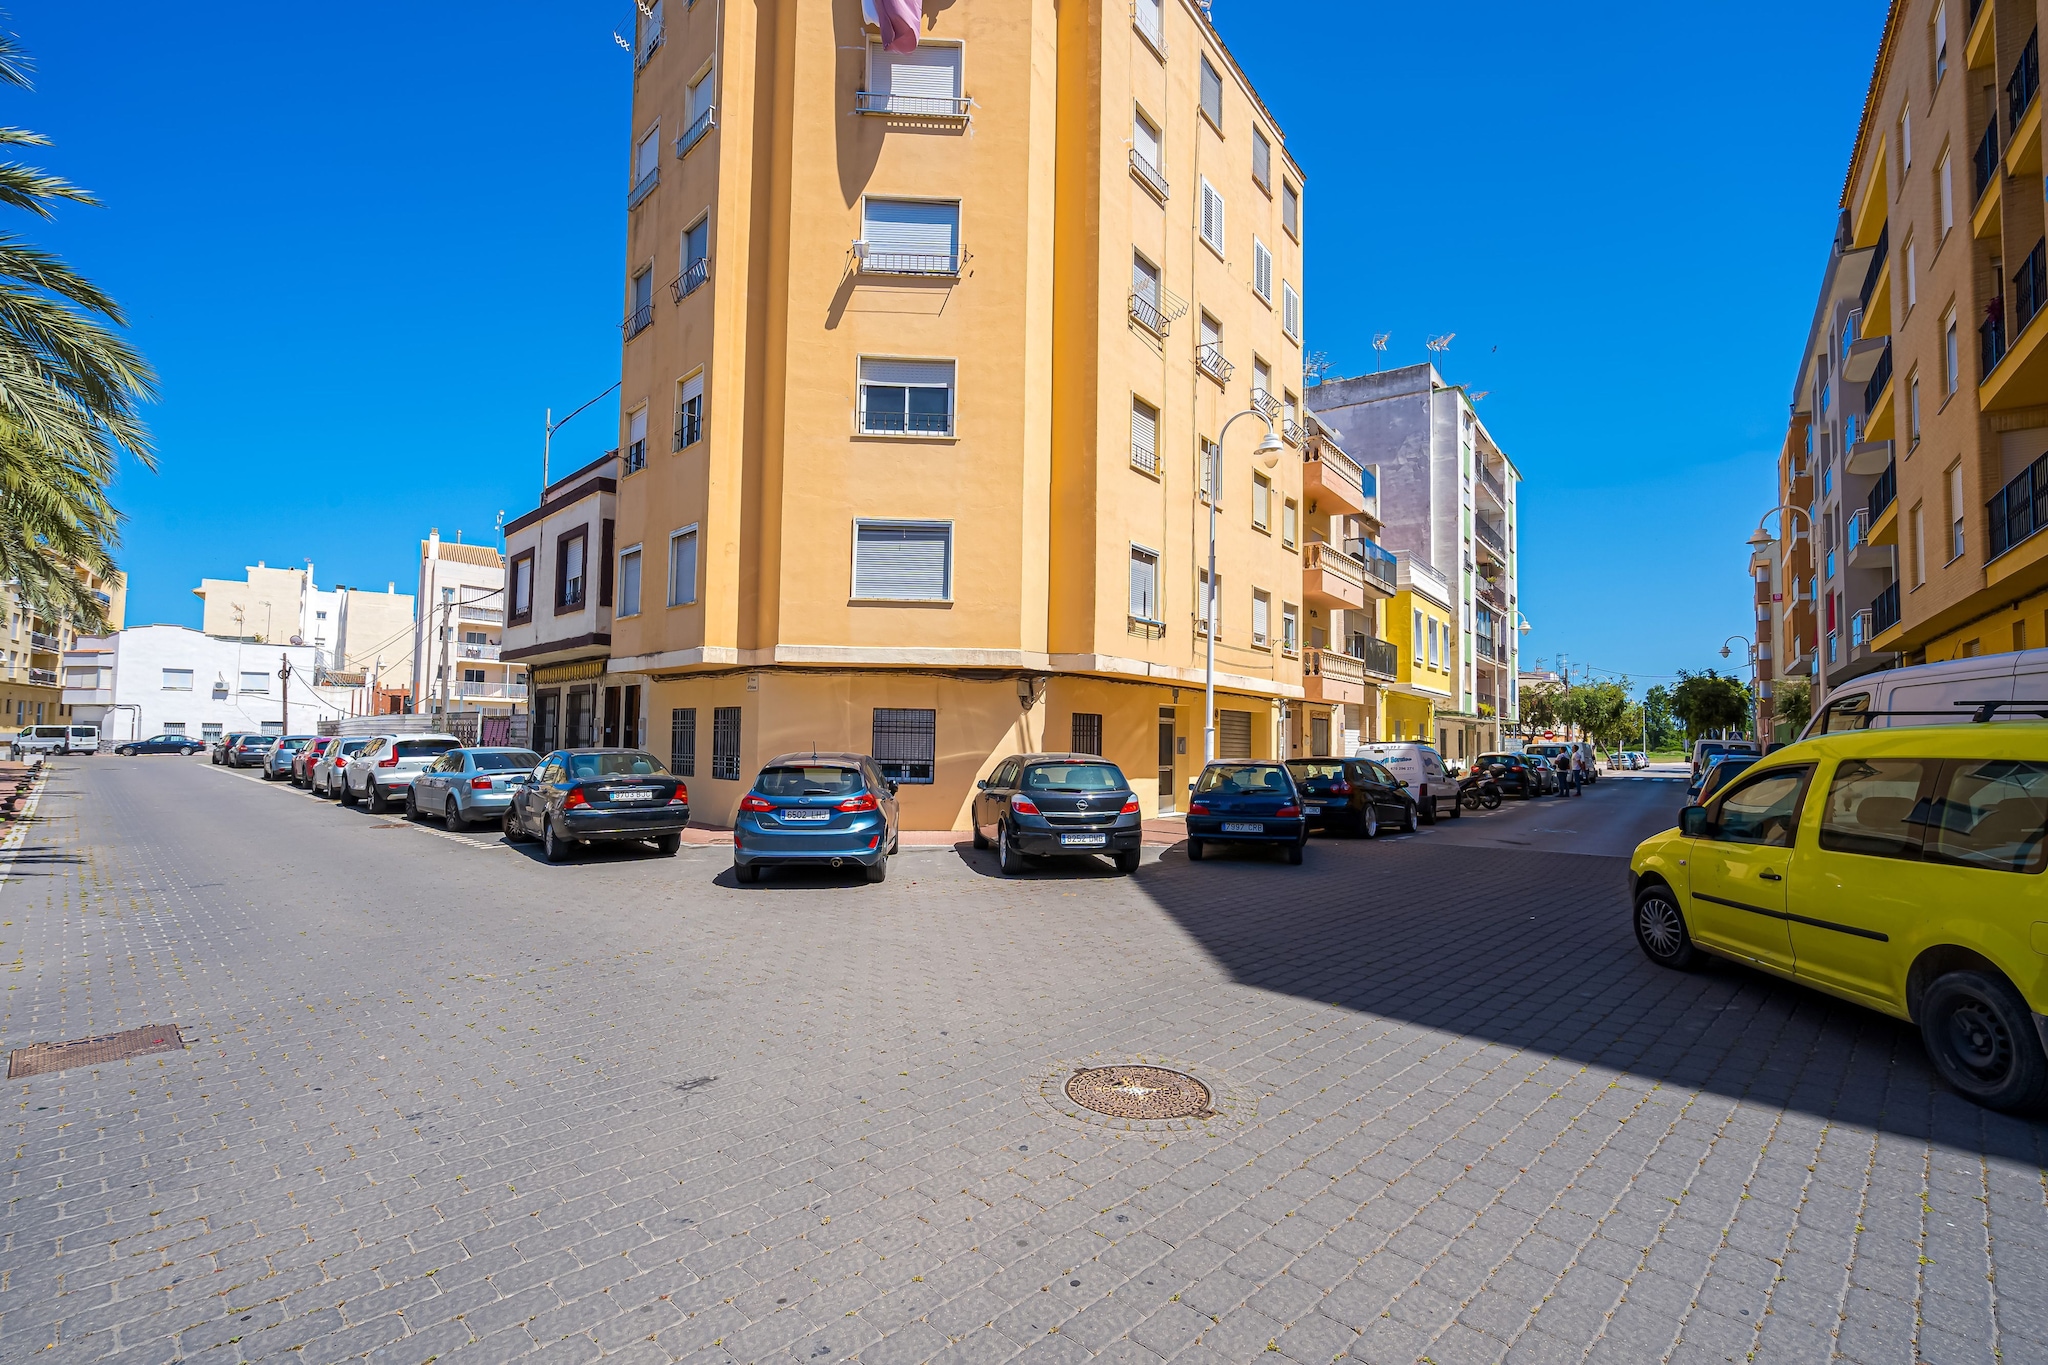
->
1719;634;1757;742
543;381;623;499
1203;409;1286;763
1751;505;1815;697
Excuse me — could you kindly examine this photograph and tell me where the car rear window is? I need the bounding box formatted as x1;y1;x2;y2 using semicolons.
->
1196;764;1292;795
756;765;864;796
1926;759;2048;874
242;736;276;745
1022;762;1126;791
568;751;669;779
337;740;368;755
1477;753;1521;766
394;740;460;758
471;749;540;772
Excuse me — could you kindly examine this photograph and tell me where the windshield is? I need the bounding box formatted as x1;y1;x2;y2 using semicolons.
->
756;764;864;796
394;739;459;759
568;751;669;779
1195;764;1293;796
1022;762;1126;791
471;749;540;773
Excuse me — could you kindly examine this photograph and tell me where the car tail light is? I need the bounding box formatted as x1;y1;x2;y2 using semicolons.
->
739;794;774;812
839;792;879;812
376;749;399;768
1120;798;1140;814
1275;805;1300;818
1010;795;1040;815
563;788;588;810
668;783;688;806
469;777;492;790
1329;782;1352;796
1187;801;1210;815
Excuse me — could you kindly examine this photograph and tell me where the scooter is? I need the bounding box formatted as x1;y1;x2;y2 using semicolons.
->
1458;768;1504;811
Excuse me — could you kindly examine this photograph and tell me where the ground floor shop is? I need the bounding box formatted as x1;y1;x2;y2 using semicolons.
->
616;668;1291;829
527;657;647;753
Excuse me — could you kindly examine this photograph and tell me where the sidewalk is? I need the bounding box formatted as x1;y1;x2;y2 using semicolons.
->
680;811;1192;847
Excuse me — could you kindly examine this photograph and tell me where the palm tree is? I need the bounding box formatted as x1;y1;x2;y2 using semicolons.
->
0;22;153;632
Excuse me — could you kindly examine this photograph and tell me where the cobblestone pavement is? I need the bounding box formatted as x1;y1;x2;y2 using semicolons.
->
1;757;2043;1364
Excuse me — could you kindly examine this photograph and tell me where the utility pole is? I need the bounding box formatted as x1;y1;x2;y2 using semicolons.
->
435;589;454;726
278;653;292;735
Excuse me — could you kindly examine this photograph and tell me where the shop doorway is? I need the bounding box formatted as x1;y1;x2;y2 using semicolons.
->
1156;709;1176;814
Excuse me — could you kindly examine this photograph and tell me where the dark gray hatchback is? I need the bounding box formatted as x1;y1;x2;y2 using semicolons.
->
970;753;1142;875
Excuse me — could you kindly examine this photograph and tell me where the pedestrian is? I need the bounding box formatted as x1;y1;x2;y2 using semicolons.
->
1566;748;1583;797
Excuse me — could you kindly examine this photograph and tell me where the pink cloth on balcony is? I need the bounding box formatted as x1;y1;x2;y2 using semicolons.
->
865;0;922;53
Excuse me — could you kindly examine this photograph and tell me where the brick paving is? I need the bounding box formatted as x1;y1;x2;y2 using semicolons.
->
0;756;2043;1364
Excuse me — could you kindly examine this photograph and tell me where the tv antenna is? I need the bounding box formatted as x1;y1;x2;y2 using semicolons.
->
1372;333;1390;373
1426;333;1456;357
1470;390;1490;402
1303;350;1332;384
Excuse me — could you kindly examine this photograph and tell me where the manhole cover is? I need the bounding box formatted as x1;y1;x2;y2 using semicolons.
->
1065;1066;1214;1120
8;1024;186;1079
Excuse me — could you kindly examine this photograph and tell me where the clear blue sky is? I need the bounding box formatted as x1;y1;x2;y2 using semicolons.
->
23;1;1878;688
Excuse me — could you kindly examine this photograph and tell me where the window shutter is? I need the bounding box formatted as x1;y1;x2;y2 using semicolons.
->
1199;55;1222;125
1128;549;1157;619
682;372;703;406
862;199;959;258
1130;400;1157;470
1252;129;1270;186
629;408;648;444
1253;477;1269;528
872;43;961;104
1200;179;1224;251
855;522;951;600
1218;710;1252;759
1132;254;1160;304
859;357;954;388
1283;282;1301;338
669;529;698;606
1133;114;1161;169
636;129;659;181
1199;312;1220;349
1252;594;1269;643
1253;240;1272;299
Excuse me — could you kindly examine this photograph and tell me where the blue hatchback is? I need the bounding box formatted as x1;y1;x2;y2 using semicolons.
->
1184;761;1308;864
733;753;900;883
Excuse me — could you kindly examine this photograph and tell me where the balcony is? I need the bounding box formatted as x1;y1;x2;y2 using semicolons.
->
1128;148;1169;201
2019;238;2048;338
675;106;716;157
1858;223;1888;315
90;590;110;608
670;256;709;302
1195;343;1233;384
1282;417;1305;445
1303;646;1366;706
1850;608;1873;648
1346;536;1399;594
27;667;56;687
459;604;504;624
1845;436;1892;476
1862;341;1893;416
1304;435;1367;514
460;643;503;661
1976;115;2002;201
453;682;528;702
1352;634;1399;679
1474;634;1499;663
1473;518;1507;559
28;631;61;653
1477;463;1506;506
623;302;654;337
1249;386;1279;420
1867;458;1899;541
855;244;960;277
2011;30;2040;134
1871;580;1902;638
1988;449;2048;560
626;168;659;210
1301;540;1366;610
1129;291;1171;337
855;89;969;119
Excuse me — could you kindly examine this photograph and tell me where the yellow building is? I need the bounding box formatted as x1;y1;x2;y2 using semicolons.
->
607;0;1323;827
1;567;125;730
1383;558;1455;744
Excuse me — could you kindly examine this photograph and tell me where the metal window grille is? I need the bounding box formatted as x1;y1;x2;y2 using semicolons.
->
670;708;696;776
1071;713;1103;756
711;706;741;780
872;708;936;783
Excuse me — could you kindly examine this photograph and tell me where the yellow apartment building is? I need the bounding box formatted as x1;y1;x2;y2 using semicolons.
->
0;567;125;731
607;0;1321;827
1385;561;1455;743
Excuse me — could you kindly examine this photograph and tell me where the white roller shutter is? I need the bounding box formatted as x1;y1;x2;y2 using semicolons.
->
1133;114;1161;169
859;357;954;388
1130;400;1157;470
681;372;703;406
854;522;951;600
1219;710;1253;759
871;43;961;106
1128;548;1158;619
1251;593;1269;644
863;199;959;257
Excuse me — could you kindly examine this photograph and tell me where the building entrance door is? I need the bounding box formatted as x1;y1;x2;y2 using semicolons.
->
602;687;621;747
622;685;640;749
1310;714;1331;756
1156;709;1176;814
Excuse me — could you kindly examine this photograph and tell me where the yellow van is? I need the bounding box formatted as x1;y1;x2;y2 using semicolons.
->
1629;723;2048;1112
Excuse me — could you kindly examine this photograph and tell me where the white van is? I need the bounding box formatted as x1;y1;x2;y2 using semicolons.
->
10;724;97;758
1354;742;1459;822
1801;649;2048;738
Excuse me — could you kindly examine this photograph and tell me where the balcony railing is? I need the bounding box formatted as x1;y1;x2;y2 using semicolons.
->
1989;448;2048;559
2011;30;2040;130
460;643;503;661
1281;417;1306;445
1129;291;1170;337
1868;458;1897;521
458;604;504;624
1976;116;2001;200
1128;148;1169;200
1306;435;1367;504
1863;341;1892;413
1305;646;1365;688
1195;343;1233;384
1846;508;1868;551
1302;539;1364;592
28;631;60;652
1983;305;2007;374
1474;518;1506;556
1353;634;1399;678
90;590;110;608
27;667;55;687
1249;386;1279;420
856;246;961;277
454;682;529;701
627;168;659;210
2016;238;2048;336
670;256;709;301
1474;634;1499;663
1859;223;1888;315
1346;536;1398;592
675;405;701;450
1478;463;1505;505
624;302;654;337
623;438;647;473
858;408;954;436
1132;1;1166;54
1872;580;1901;636
1850;608;1872;647
854;90;970;119
675;106;716;156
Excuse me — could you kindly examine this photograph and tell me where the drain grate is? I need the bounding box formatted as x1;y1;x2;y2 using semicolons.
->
1065;1065;1214;1121
8;1024;187;1079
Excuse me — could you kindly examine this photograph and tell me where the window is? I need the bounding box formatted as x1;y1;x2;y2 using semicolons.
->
1944;308;1958;392
638;0;663;58
558;530;587;608
628;269;653;335
859;357;954;435
1281;181;1299;238
240;670;269;694
1131;396;1159;473
1252;357;1272;405
679;215;710;295
1908;371;1921;447
1948;461;1966;558
1199;177;1225;254
1427;617;1439;667
1413;608;1424;662
1199;437;1221;502
510;552;534;621
1282;281;1301;340
1129;545;1160;622
1912;502;1927;583
1252;471;1271;530
462;667;486;685
1133;108;1163;179
1197;567;1220;635
163;722;185;736
1926;759;2048;873
201;722;222;743
676;371;704;448
864;41;962;115
1281;499;1297;549
1131;252;1163;327
1252;238;1272;301
1819;758;1929;859
1933;2;1948;84
1705;768;1812;847
683;67;716;148
1070;713;1103;757
1251;589;1270;647
633;124;660;188
617;546;642;617
1938;149;1953;236
625;406;648;472
873;708;937;783
1280;602;1298;653
1133;0;1164;49
1251;127;1271;189
670;707;696;776
668;526;699;606
853;520;951;600
1904;236;1917;311
1199;54;1223;127
860;198;960;274
711;706;741;781
161;668;192;691
1900;104;1912;170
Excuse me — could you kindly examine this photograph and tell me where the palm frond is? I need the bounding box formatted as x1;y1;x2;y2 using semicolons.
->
0;25;32;92
0;159;98;217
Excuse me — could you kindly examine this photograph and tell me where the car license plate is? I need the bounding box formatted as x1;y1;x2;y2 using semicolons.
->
780;808;829;822
1060;833;1107;847
1302;805;1322;815
1221;821;1264;834
608;789;655;803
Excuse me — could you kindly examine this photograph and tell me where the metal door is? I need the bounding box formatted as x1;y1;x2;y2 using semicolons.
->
602;687;621;748
1156;709;1176;814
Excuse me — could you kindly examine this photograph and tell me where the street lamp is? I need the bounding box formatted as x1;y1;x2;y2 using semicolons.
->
1203;408;1286;762
543;381;623;499
1751;504;1816;695
1720;633;1758;741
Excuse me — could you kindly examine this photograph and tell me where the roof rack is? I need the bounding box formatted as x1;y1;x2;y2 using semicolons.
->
1862;700;2048;725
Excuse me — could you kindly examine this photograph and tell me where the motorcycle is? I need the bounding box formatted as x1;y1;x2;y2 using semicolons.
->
1458;768;1504;811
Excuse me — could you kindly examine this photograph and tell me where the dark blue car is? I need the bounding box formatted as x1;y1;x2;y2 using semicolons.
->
1185;760;1308;864
733;752;899;883
114;733;204;756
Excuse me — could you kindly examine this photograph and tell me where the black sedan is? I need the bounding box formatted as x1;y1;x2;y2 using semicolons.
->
115;733;204;756
1185;761;1308;864
970;753;1142;875
1474;752;1544;798
1284;757;1418;838
503;748;689;862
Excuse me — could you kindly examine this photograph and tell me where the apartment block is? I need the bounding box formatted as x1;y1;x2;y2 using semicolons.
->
1307;363;1523;763
1790;0;2048;694
502;453;624;751
193;563;415;682
605;0;1325;827
413;532;526;720
0;566;125;731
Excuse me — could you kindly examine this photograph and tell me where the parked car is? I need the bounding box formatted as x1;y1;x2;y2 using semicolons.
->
1524;754;1561;794
225;734;278;769
736;751;903;882
1690;738;1761;783
407;747;542;829
1528;742;1599;784
292;736;335;786
212;732;255;765
262;735;320;781
504;748;690;862
1799;647;2048;740
970;753;1139;876
310;737;370;796
12;724;98;758
1688;753;1760;808
1285;757;1419;837
1474;751;1544;798
113;733;204;756
1630;721;2048;1113
339;734;462;812
1352;742;1460;821
1184;761;1308;863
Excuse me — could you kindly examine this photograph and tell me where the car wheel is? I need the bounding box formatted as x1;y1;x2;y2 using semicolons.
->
543;817;572;863
865;854;888;883
1633;883;1702;970
734;861;759;883
1186;838;1205;861
501;809;525;842
1285;838;1304;866
1360;806;1378;839
1918;970;2048;1113
971;823;989;850
404;789;420;820
997;822;1022;877
367;782;388;814
1419;790;1437;824
445;796;466;831
1113;848;1140;875
1400;803;1418;834
1448;793;1462;818
654;831;682;856
339;778;358;807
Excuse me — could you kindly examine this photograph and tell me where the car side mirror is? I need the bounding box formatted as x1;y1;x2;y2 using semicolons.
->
976;779;986;790
1679;805;1709;837
887;780;899;795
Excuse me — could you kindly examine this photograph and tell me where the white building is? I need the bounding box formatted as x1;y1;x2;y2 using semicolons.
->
192;563;416;681
502;454;623;751
413;531;527;720
61;626;329;743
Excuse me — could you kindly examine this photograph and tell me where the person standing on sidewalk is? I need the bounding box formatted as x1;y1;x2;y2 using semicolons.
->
1565;748;1583;797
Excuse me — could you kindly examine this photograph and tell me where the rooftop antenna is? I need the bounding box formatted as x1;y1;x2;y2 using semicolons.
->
1470;390;1490;402
1303;349;1331;385
1426;333;1456;365
1372;333;1390;373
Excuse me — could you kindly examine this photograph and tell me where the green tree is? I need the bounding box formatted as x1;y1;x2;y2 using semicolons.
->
1670;669;1752;747
1773;677;1812;738
0;29;154;630
1578;680;1632;750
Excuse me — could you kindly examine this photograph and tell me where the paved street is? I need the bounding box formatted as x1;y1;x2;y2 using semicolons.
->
2;757;2045;1365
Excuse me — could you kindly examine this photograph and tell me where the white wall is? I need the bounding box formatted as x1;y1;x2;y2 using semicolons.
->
62;626;326;741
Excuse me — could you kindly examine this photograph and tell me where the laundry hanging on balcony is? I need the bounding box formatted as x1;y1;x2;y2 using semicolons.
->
862;0;922;53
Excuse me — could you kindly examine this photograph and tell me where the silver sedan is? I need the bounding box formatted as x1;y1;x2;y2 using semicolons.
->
406;747;542;829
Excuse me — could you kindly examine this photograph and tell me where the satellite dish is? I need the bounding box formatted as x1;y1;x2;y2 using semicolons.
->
290;635;304;646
